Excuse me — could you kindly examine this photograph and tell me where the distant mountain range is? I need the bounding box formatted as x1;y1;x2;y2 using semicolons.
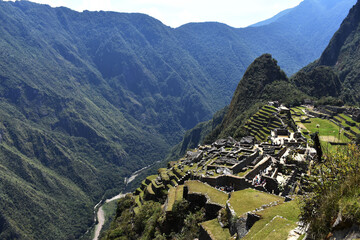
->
0;0;356;238
173;0;360;159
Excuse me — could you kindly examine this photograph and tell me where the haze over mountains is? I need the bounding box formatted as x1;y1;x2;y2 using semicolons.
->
0;0;357;238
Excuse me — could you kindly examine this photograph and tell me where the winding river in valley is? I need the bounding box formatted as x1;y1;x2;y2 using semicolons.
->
92;162;159;240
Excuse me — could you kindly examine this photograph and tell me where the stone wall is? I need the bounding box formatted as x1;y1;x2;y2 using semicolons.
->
245;156;273;180
231;150;260;174
201;175;252;191
186;191;224;219
199;225;212;240
228;212;260;238
262;176;280;195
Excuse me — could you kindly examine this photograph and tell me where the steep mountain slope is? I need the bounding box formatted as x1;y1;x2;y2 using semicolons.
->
292;66;342;98
0;2;206;239
292;0;360;103
175;0;356;99
0;0;355;238
318;0;360;103
205;54;306;142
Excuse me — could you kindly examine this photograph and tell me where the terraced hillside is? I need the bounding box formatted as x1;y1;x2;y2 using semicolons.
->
243;105;284;142
104;119;311;239
105;103;360;239
291;105;359;145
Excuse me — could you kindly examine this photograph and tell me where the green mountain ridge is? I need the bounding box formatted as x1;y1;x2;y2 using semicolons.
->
293;0;360;103
203;54;306;144
176;0;360;154
0;0;357;238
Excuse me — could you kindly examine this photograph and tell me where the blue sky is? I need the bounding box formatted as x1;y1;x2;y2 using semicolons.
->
7;0;303;27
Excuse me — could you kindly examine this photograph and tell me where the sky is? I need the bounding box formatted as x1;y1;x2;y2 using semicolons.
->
6;0;304;28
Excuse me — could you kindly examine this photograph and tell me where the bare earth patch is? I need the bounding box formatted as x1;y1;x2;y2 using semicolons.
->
298;123;307;130
320;136;339;142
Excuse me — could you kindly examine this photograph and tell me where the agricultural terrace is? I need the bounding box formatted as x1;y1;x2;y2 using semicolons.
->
201;219;231;240
334;114;360;134
243;200;301;240
185;181;228;206
243;105;282;142
246;216;295;240
302;118;344;140
228;189;284;217
166;185;184;212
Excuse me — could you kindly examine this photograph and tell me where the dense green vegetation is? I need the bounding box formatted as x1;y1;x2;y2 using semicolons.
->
206;54;307;142
0;0;356;238
103;196;206;240
291;66;342;98
299;0;360;103
300;144;360;239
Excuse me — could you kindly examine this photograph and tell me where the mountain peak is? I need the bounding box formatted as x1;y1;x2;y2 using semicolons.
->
205;54;306;142
221;54;286;126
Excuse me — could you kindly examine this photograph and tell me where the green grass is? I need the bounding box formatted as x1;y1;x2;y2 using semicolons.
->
135;195;142;207
339;114;357;124
185;181;228;206
133;207;140;215
146;183;155;195
300;117;351;153
290;107;305;116
228;189;283;217
237;168;253;177
158;168;167;173
246;216;296;240
166;187;176;211
334;116;360;134
244;200;300;240
166;185;184;212
201;219;231;240
146;175;158;182
302;118;347;140
160;172;170;182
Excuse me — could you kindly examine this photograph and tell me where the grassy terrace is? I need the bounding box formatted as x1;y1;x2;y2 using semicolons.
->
301;118;349;141
290;107;306;119
339;113;358;124
145;175;158;183
246;216;295;240
336;119;360;134
228;189;283;217
244;105;282;142
201;219;231;240
243;200;300;240
135;195;142;207
166;185;184;212
185;181;228;206
146;183;155;195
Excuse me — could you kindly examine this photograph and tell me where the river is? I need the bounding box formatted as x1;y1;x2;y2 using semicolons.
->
92;162;159;240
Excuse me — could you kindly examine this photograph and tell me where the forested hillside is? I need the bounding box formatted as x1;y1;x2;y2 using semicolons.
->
0;0;356;238
292;0;360;104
